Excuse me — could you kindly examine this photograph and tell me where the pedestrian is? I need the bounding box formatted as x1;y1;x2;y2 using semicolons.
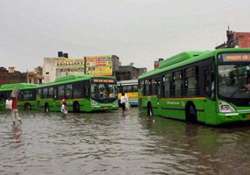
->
120;92;128;114
10;89;21;126
5;97;12;111
125;93;130;110
61;98;68;114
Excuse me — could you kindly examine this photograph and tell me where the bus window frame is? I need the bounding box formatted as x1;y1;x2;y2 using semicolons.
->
58;85;65;99
65;83;73;99
42;87;49;99
140;57;215;99
72;81;85;99
48;86;54;98
19;89;36;101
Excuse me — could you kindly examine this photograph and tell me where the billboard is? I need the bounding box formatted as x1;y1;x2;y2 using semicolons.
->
85;56;113;76
44;56;114;82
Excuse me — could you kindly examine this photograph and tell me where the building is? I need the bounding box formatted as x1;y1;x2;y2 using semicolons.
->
216;29;250;49
115;64;147;81
43;52;121;83
27;66;43;84
0;67;27;85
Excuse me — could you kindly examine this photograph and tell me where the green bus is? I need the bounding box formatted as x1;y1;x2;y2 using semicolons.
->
0;83;38;111
37;75;118;112
139;48;250;125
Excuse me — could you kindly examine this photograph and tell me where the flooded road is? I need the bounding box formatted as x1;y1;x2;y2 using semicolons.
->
1;108;250;175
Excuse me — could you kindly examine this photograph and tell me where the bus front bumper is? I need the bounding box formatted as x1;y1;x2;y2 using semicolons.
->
92;104;118;111
129;101;139;107
217;111;250;124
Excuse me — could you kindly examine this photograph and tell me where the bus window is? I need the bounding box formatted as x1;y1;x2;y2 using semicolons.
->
84;81;90;97
157;79;161;97
151;80;157;95
161;76;165;97
138;81;141;92
1;91;9;101
185;67;198;96
133;85;138;92
108;84;116;98
170;73;175;97
37;88;42;98
73;82;84;98
122;86;126;93
145;80;150;96
149;81;152;95
0;92;4;101
65;84;73;98
126;85;132;93
53;87;57;99
20;90;36;100
58;85;65;99
118;86;123;93
153;79;160;96
143;80;146;96
175;71;182;97
48;87;54;98
43;88;48;98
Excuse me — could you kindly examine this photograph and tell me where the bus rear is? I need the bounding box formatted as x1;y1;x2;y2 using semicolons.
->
117;79;139;107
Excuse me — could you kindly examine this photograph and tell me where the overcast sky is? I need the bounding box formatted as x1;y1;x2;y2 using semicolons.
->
0;0;250;71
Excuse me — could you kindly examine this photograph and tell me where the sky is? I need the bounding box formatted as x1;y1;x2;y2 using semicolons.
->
0;0;250;72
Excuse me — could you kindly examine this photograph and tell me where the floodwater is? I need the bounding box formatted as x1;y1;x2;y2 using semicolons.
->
1;109;250;175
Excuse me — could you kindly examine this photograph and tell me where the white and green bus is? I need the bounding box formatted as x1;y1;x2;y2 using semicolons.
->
0;75;118;113
139;48;250;125
37;75;118;112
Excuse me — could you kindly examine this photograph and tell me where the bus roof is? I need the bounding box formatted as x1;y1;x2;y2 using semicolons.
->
139;48;250;79
39;75;116;87
0;83;38;91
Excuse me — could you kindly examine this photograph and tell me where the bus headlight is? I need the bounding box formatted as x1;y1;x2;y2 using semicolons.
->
91;100;98;106
218;101;236;113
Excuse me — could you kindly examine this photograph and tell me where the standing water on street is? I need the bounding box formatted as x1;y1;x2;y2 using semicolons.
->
1;109;250;175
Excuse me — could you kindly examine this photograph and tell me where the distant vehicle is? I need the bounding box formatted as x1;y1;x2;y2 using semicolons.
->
37;75;118;112
139;48;250;125
0;75;118;113
117;79;138;107
0;83;38;111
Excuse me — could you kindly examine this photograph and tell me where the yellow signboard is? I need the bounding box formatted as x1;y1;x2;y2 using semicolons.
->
86;56;113;76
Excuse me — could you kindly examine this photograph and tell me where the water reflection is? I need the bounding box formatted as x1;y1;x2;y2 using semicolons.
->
12;125;22;143
139;113;250;174
0;109;250;174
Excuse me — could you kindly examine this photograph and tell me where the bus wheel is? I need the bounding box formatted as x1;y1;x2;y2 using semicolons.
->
73;101;80;113
24;103;31;111
147;102;153;116
185;103;197;123
44;103;49;112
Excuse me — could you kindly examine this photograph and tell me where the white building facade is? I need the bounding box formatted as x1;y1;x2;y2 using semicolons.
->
43;55;120;83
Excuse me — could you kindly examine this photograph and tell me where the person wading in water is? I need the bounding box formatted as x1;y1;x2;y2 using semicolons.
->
10;89;22;126
61;98;68;114
120;92;128;114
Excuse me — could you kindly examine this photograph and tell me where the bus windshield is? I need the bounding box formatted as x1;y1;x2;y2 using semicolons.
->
91;83;116;102
218;64;250;99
